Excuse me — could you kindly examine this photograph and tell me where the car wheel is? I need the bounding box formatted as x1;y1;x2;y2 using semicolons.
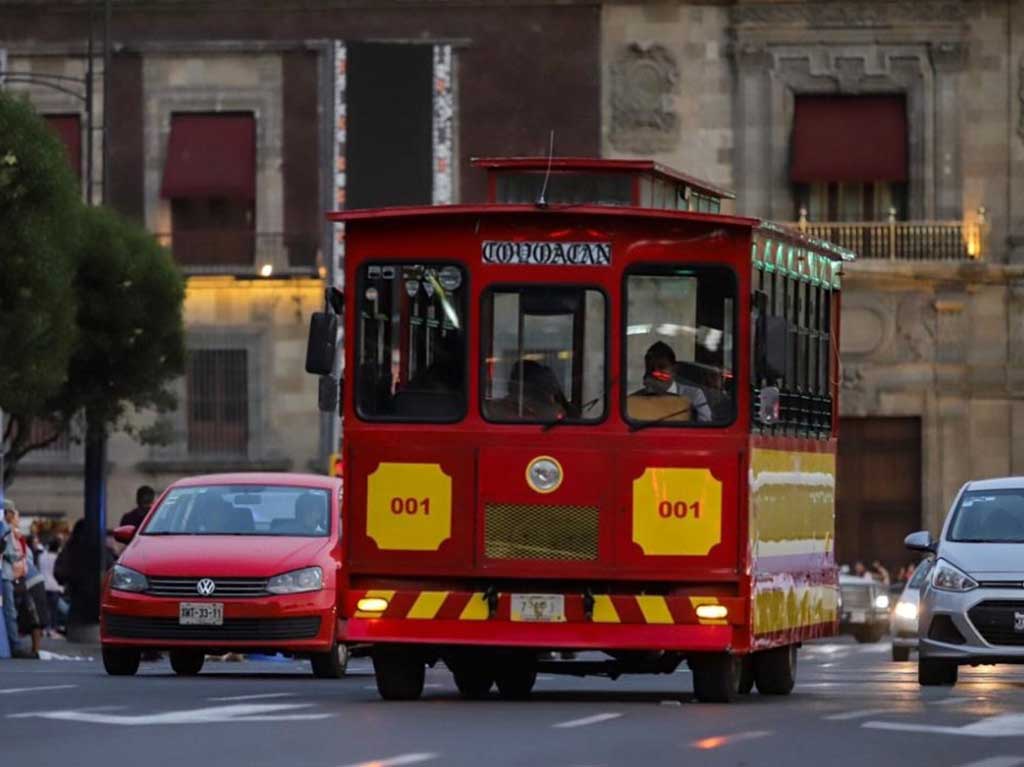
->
170;649;205;676
494;655;537;700
690;653;741;703
918;657;958;686
311;643;350;679
891;645;911;662
102;646;141;676
373;645;425;701
754;644;797;695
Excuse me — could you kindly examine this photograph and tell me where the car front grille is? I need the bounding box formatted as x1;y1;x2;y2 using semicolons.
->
968;600;1024;646
484;503;599;561
104;615;321;641
839;585;872;610
145;577;269;598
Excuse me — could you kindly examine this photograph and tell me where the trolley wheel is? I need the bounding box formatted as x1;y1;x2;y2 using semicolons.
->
891;645;911;662
738;655;755;695
854;626;885;644
170;649;205;676
689;653;741;703
754;644;797;695
311;643;350;679
373;646;425;701
494;655;537;700
918;657;958;687
102;646;141;677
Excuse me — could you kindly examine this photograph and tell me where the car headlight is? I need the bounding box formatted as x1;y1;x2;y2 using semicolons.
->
894;601;918;620
266;566;323;594
874;594;890;610
932;559;978;593
110;565;148;593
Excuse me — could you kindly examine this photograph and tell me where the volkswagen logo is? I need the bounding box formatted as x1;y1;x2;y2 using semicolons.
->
196;578;217;597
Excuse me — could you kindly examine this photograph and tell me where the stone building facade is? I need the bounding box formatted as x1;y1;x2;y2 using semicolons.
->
603;0;1024;566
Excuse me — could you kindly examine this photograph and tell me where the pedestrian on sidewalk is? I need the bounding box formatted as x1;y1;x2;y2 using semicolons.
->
120;485;155;530
38;538;64;636
0;513;12;659
5;501;49;658
1;500;32;658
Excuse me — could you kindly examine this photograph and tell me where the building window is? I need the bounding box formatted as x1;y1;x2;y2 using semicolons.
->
161;113;256;267
790;95;907;221
186;349;249;455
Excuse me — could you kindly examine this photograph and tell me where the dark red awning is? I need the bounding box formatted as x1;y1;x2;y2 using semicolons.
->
160;113;255;199
45;114;82;179
791;95;907;183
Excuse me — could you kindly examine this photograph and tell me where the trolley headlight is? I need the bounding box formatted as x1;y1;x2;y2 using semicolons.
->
266;566;323;594
931;559;978;593
110;565;149;593
873;594;890;610
526;456;563;494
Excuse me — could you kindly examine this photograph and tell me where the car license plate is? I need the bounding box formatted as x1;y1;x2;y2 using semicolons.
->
849;610;866;624
179;602;224;625
511;594;565;623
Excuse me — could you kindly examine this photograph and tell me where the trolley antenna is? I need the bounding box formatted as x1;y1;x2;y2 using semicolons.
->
536;130;555;208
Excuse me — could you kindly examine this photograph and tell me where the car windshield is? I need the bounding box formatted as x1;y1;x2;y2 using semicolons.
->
143;485;332;537
949;490;1024;543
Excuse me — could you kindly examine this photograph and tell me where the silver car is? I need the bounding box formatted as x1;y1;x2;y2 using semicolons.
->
889;558;934;661
907;476;1024;686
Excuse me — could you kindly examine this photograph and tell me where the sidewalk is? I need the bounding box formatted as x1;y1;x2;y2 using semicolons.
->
36;634;99;661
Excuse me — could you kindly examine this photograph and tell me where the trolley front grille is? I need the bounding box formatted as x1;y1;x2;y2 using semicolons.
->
484;503;599;561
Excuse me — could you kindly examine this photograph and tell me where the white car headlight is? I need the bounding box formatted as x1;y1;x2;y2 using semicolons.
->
931;559;978;593
894;601;918;620
266;566;323;595
874;594;890;610
110;565;148;593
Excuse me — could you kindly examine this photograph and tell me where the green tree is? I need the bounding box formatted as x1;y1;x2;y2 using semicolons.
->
57;205;186;443
0;92;81;482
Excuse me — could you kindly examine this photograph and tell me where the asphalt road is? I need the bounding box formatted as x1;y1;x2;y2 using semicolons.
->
2;639;1024;767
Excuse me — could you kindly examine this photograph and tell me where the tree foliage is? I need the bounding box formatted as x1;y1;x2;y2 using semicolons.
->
0;91;80;426
1;95;186;486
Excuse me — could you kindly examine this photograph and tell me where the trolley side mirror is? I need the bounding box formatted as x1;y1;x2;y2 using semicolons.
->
757;386;781;425
306;311;338;376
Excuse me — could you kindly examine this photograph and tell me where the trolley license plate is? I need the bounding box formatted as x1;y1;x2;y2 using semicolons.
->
849;610;866;624
179;602;224;626
511;594;565;623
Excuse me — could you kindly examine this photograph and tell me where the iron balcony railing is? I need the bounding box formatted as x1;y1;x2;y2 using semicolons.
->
153;230;322;275
790;208;987;261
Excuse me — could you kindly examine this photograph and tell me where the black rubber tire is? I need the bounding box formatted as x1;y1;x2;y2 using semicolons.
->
754;644;797;695
891;645;911;662
738;655;755;695
451;658;494;699
690;653;741;703
373;646;425;701
169;649;205;676
494;658;537;700
102;646;141;676
311;643;350;679
919;657;958;686
854;626;884;644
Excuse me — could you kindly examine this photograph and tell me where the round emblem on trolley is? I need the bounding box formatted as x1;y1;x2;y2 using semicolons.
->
525;455;563;494
196;578;217;597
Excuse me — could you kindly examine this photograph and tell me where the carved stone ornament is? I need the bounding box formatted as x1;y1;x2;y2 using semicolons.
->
730;2;967;27
609;42;680;154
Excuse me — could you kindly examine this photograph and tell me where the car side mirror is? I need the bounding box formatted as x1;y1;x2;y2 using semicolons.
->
113;525;137;545
305;311;338;376
904;530;936;553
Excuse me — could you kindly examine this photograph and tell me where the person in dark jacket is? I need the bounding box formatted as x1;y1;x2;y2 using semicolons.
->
120;485;156;529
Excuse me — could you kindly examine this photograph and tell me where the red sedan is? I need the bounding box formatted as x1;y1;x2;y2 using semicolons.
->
100;473;345;678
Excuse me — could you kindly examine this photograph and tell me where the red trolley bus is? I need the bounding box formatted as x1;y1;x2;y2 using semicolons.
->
306;157;853;702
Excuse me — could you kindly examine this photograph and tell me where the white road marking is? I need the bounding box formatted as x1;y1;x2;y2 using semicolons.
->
10;702;332;726
209;692;296;702
337;754;438;767
954;758;1024;767
553;713;623;729
863;713;1024;737
824;708;895;721
0;685;77;695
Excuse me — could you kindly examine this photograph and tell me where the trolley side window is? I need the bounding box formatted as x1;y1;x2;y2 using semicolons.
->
481;287;606;423
355;263;467;422
623;266;736;426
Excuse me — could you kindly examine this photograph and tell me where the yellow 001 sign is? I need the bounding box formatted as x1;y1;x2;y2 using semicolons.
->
366;462;452;551
632;467;722;556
